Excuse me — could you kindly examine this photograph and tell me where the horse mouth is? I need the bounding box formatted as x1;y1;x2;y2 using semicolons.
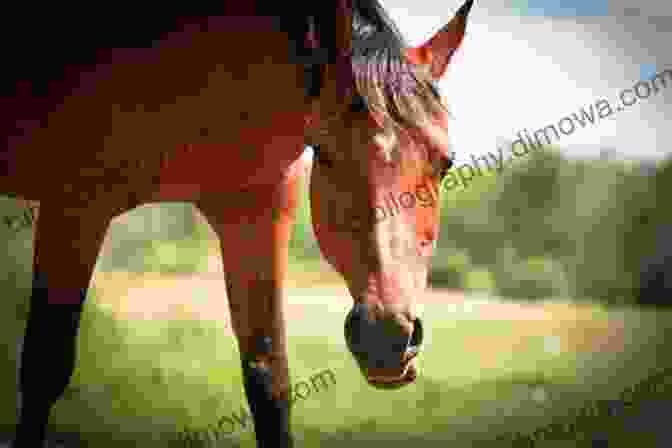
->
366;351;419;389
344;308;424;389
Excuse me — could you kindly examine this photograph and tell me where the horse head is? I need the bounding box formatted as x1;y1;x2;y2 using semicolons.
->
306;0;474;388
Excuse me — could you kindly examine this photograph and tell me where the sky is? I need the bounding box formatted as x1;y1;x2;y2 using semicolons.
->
380;0;672;165
306;0;672;166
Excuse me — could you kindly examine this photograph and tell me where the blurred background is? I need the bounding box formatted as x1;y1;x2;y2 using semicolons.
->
1;1;671;447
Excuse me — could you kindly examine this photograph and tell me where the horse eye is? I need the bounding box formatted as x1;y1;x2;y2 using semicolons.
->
438;156;453;178
312;145;333;167
428;81;441;100
349;94;368;113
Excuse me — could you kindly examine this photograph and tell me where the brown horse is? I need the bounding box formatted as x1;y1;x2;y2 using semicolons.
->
2;1;474;446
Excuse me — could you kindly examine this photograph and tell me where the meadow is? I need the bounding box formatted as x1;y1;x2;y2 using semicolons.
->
1;273;670;447
1;148;671;447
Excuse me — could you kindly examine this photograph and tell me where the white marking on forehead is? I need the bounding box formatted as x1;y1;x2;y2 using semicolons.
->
423;121;450;148
373;130;398;162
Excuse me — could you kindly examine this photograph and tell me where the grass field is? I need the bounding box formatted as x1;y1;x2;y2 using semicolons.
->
1;269;671;448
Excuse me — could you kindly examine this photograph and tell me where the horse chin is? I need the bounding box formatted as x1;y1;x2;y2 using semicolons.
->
365;353;419;389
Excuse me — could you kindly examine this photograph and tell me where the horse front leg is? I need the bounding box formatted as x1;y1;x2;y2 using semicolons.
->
12;198;118;448
197;172;301;448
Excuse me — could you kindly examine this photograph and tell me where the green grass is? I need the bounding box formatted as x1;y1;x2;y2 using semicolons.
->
2;282;671;447
2;188;672;446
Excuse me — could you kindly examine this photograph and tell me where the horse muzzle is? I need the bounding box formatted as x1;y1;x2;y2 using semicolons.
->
344;303;424;389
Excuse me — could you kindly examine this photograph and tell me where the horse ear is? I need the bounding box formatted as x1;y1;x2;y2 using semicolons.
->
405;0;474;80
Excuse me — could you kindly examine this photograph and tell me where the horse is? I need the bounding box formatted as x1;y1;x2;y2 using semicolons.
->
2;0;475;446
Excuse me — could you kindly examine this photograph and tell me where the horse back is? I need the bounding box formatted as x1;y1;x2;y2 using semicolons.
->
1;13;309;204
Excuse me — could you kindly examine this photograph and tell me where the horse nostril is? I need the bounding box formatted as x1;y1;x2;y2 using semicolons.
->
408;316;424;353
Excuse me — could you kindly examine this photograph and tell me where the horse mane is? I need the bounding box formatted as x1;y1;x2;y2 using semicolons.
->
0;2;445;150
0;4;274;149
2;6;204;96
350;0;448;137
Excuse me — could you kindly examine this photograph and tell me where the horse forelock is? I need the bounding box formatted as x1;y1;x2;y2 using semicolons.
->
349;0;449;161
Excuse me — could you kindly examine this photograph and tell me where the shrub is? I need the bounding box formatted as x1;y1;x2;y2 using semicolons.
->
463;268;495;293
491;246;569;300
428;250;472;289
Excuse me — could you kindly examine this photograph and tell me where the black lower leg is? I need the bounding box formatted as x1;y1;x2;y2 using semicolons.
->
13;271;86;448
240;336;293;448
